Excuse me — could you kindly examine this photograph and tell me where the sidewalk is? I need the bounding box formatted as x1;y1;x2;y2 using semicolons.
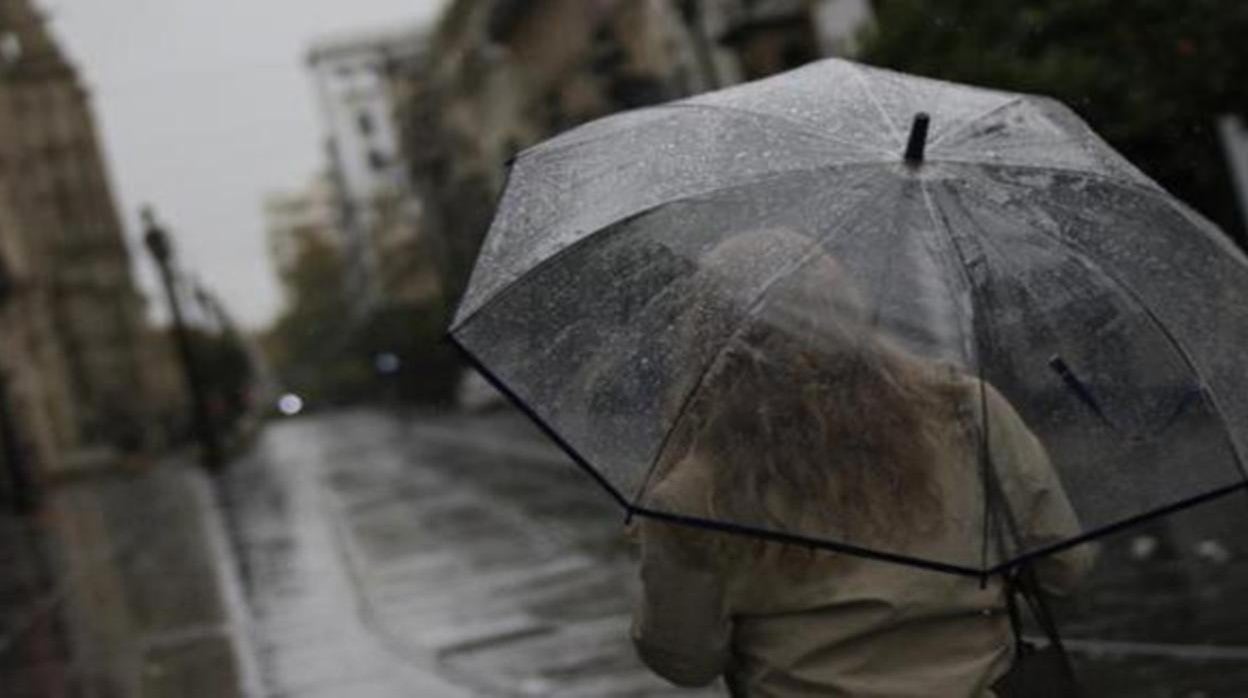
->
0;458;259;698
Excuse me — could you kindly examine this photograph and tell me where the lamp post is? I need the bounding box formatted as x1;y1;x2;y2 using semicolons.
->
141;206;223;470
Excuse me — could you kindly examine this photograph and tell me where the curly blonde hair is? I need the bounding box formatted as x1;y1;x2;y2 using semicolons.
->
640;236;968;575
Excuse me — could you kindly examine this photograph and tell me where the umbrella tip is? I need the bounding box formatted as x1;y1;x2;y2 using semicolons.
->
904;112;931;164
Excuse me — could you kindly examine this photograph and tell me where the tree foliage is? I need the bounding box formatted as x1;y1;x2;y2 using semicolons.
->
264;237;366;404
859;0;1248;244
264;235;461;407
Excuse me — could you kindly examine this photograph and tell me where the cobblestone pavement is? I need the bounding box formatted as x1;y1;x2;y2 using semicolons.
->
223;408;1248;697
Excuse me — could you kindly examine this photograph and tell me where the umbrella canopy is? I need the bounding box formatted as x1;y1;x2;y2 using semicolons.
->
448;58;1248;577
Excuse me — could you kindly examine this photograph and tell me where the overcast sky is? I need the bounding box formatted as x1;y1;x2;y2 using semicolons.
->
45;0;444;329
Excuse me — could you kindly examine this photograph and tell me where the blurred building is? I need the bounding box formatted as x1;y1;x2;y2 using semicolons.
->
0;183;75;507
398;0;871;308
0;0;165;487
713;0;872;79
264;171;343;306
306;23;438;312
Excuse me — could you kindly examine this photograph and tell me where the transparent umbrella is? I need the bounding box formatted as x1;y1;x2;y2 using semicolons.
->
448;58;1248;577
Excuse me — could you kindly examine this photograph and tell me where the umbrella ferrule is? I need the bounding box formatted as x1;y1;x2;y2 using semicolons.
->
904;112;931;164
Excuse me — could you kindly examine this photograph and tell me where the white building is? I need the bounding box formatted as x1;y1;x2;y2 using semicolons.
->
306;22;430;311
263;172;343;306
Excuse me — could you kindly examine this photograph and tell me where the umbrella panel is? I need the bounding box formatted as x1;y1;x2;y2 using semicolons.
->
924;172;1246;567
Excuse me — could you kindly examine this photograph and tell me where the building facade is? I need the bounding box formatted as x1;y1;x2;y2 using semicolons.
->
0;181;74;507
306;23;436;312
0;0;159;490
397;0;871;310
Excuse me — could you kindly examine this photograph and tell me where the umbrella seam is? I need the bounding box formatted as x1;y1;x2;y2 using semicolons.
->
847;62;904;149
915;181;1003;574
927;97;1025;148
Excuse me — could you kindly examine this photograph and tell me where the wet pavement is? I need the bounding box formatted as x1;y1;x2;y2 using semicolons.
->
14;409;1244;696
221;410;722;697
1058;493;1248;696
221;408;1248;697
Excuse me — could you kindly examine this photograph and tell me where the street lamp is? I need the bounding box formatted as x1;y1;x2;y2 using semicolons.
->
141;206;223;470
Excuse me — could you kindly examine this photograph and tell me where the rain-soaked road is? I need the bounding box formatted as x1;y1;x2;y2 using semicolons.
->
222;409;1248;697
221;409;721;697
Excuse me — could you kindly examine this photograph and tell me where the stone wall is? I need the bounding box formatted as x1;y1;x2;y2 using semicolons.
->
0;0;169;485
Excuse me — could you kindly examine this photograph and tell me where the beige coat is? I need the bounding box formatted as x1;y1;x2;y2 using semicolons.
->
632;384;1095;698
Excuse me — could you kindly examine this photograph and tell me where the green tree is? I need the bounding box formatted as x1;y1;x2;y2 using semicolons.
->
265;237;369;404
859;0;1248;244
265;235;463;407
351;301;461;406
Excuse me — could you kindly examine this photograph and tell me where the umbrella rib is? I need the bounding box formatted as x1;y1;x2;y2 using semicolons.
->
630;179;890;507
452;161;884;331
915;181;1004;574
936;159;1162;196
658;102;896;155
926;97;1024;148
848;62;904;149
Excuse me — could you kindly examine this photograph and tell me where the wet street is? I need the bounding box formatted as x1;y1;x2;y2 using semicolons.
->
6;408;1248;696
220;408;1248;697
221;410;722;697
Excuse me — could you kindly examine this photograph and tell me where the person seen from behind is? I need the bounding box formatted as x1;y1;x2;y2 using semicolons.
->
629;230;1096;697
